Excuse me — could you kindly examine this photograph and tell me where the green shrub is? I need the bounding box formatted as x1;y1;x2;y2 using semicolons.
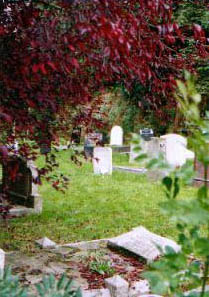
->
0;268;82;297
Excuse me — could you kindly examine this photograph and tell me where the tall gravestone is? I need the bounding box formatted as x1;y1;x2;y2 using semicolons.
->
160;134;194;168
110;126;123;146
93;147;112;175
1;157;42;214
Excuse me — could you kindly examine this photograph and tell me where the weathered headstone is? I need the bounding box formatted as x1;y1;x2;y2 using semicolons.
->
160;134;194;167
108;226;180;262
1;157;42;214
129;137;165;163
93;147;112;175
84;133;103;159
105;275;129;297
0;249;5;276
110;126;123;146
140;128;154;141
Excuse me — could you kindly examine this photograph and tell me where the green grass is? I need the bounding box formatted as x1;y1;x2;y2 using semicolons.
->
0;151;196;252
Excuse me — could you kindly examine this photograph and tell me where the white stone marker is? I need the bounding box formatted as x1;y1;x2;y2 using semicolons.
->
110;126;123;146
93;147;112;175
160;134;194;168
105;275;129;297
108;226;180;262
0;249;5;276
129;280;150;297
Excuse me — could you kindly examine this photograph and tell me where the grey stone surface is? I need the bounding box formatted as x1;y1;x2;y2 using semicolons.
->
108;226;180;262
0;249;5;275
82;289;111;297
129;280;150;297
105;275;129;297
93;147;112;175
36;237;57;249
61;239;108;250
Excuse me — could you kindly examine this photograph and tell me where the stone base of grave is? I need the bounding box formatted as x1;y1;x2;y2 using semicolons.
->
113;166;147;174
110;146;130;153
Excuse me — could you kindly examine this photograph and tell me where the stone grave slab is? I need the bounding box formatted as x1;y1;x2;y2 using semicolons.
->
93;147;112;175
108;226;180;262
110;126;123;146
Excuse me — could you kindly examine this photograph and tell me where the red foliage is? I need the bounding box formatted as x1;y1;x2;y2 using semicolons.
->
0;0;208;157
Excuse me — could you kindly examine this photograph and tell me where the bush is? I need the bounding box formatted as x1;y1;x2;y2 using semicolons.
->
0;268;82;297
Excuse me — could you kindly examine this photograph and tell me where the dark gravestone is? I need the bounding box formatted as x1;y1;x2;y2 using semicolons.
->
140;128;154;141
84;133;103;158
1;157;42;213
71;128;81;144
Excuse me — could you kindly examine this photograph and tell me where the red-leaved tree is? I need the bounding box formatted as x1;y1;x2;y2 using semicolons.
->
0;0;207;165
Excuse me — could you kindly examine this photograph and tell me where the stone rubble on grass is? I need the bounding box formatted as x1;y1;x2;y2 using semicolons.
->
105;275;129;297
35;237;57;249
0;249;5;276
82;289;111;297
108;226;181;262
129;280;150;297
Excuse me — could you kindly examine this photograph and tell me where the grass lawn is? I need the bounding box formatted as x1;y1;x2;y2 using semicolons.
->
0;150;196;252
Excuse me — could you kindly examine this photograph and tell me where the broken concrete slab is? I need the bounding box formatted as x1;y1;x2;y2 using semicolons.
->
129;280;150;297
61;239;108;250
108;226;180;262
105;275;129;297
36;237;57;249
82;289;111;297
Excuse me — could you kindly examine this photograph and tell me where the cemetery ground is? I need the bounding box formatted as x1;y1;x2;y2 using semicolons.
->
0;150;196;253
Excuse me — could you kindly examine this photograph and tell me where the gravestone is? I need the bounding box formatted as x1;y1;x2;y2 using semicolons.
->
71;128;81;144
140;128;154;141
1;157;42;214
84;133;103;159
129;137;165;163
108;226;180;262
93;147;112;175
110;126;123;146
160;134;194;168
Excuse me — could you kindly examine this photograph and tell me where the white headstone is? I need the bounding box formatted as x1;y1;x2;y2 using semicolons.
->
93;147;112;175
0;249;5;276
110;126;123;146
160;134;194;168
108;226;180;262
